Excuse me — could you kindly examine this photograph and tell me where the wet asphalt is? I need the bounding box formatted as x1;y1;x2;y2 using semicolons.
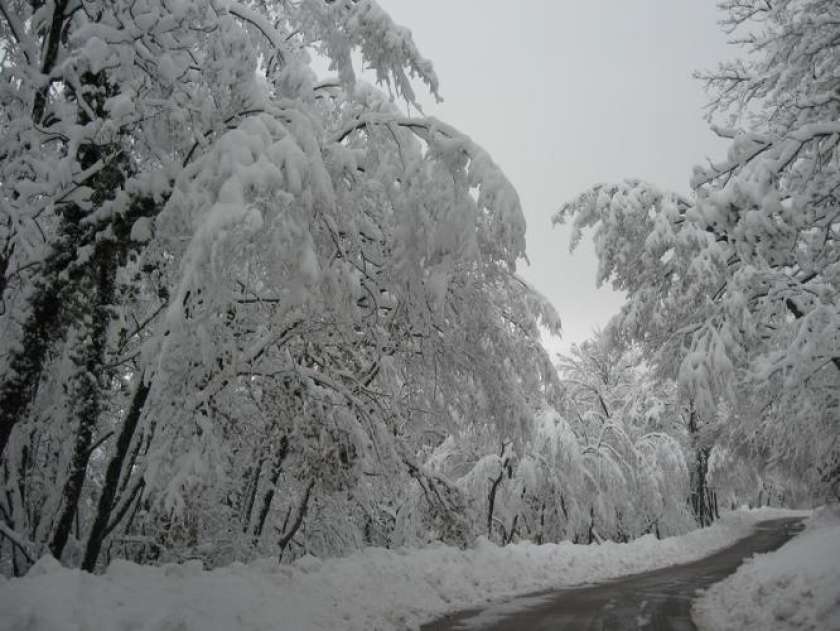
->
421;517;805;631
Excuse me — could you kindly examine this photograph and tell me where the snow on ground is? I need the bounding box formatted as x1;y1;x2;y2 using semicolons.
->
0;507;806;631
693;505;840;631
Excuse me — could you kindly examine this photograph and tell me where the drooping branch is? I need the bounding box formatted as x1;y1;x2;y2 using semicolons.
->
227;2;287;64
785;298;840;372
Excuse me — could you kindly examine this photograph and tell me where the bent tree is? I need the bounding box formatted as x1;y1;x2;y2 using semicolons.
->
0;0;566;574
556;0;840;512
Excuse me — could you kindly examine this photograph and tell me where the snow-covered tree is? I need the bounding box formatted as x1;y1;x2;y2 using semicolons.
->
557;333;694;538
0;0;561;575
421;330;695;549
555;0;839;504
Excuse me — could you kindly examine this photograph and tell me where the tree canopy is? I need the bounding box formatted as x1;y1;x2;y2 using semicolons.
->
0;0;565;574
556;0;839;498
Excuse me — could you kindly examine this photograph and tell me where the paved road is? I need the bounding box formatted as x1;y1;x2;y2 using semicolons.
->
422;517;804;631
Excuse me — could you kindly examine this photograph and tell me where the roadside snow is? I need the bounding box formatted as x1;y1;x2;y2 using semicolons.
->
693;505;840;631
0;508;807;631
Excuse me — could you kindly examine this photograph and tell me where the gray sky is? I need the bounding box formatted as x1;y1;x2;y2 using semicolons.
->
374;1;733;352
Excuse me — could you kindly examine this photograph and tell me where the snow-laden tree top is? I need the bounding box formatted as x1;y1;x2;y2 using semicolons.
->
0;0;563;574
555;0;839;494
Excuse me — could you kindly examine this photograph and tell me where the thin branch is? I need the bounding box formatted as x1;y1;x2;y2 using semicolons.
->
0;521;36;565
84;430;115;460
0;0;37;65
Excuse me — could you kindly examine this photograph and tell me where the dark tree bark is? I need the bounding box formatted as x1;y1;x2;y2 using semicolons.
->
33;0;71;122
486;445;511;540
252;435;289;541
688;405;713;527
49;240;117;561
3;60;115;461
82;374;151;571
277;478;315;562
0;240;77;459
240;454;265;533
504;514;519;545
0;187;162;461
0;0;76;459
0;217;13;307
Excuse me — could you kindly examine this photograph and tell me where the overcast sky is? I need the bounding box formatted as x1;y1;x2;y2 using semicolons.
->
371;0;733;352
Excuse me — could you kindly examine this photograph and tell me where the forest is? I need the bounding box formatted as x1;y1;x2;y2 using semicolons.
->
0;0;837;582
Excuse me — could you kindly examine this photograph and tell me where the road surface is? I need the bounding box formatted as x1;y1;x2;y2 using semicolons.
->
422;517;804;631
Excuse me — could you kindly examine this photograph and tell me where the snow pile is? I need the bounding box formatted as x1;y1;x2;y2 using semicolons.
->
693;505;840;631
0;508;806;631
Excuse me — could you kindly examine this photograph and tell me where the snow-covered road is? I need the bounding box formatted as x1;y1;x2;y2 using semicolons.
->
0;509;812;631
422;518;805;631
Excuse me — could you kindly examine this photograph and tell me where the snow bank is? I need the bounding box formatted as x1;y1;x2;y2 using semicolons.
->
0;508;806;631
693;505;840;631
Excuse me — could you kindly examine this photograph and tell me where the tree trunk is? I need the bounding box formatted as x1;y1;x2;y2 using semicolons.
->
49;241;116;561
687;404;712;527
82;373;150;571
487;446;511;541
689;445;712;526
278;479;315;562
252;435;289;541
487;467;505;540
240;451;266;533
